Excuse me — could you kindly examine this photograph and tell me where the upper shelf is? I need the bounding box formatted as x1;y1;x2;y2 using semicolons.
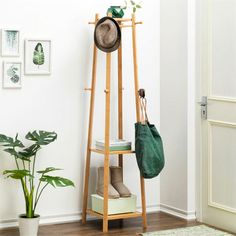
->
90;148;135;155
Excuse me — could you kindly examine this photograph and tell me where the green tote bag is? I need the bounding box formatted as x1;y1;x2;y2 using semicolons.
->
135;90;165;179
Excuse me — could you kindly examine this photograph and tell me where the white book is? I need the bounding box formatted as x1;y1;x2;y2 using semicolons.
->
95;139;131;147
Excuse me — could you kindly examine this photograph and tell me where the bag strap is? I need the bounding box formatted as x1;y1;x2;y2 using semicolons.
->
138;89;149;124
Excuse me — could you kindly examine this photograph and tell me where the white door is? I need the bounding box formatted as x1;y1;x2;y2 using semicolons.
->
199;0;236;233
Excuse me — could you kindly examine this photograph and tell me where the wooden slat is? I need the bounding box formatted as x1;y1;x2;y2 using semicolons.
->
89;19;132;25
90;148;135;155
120;22;143;28
120;25;132;28
86;209;103;218
86;209;142;220
108;212;142;220
113;18;132;22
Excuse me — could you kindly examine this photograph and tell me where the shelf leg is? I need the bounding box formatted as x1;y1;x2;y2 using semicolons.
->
132;13;147;228
132;13;141;122
82;13;99;225
103;52;111;233
118;41;123;168
103;153;109;233
140;175;147;228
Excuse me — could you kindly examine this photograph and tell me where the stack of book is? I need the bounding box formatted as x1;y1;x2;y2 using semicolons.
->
95;139;132;151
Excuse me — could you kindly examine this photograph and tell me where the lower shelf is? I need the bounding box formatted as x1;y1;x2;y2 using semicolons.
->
87;209;142;220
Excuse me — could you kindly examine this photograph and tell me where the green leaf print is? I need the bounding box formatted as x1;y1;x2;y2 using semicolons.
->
33;43;45;67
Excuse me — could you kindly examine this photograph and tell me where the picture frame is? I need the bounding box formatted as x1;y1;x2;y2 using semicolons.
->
24;39;51;75
3;61;22;89
1;29;20;57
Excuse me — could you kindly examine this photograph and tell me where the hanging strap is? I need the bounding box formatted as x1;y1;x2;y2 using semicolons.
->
139;89;149;124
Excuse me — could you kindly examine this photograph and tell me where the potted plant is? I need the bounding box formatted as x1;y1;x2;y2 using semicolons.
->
0;131;74;236
107;1;142;18
107;6;125;18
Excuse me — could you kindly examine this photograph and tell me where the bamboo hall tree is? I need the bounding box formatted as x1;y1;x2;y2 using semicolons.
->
82;13;146;233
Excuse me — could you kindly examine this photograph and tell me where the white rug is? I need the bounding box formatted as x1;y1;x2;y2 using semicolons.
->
139;225;233;236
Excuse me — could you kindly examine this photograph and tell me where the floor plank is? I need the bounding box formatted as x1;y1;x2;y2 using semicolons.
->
0;212;201;236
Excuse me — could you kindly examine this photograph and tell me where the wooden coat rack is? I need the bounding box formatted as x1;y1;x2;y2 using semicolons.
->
82;13;147;233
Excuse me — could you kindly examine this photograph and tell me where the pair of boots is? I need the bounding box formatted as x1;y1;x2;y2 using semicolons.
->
96;166;131;199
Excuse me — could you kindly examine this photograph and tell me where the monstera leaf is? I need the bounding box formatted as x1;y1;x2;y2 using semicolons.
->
40;175;75;187
19;144;41;158
3;148;31;161
25;131;57;146
37;167;62;174
3;169;32;179
33;43;45;66
0;134;24;148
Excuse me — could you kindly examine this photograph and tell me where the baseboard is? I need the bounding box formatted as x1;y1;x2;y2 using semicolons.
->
0;218;18;229
0;212;82;229
0;204;161;229
0;204;196;229
160;203;196;220
140;204;161;213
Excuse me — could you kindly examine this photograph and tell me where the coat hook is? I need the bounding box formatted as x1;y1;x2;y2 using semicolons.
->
138;89;145;98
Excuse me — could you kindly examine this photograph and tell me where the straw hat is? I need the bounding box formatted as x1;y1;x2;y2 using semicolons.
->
94;17;121;53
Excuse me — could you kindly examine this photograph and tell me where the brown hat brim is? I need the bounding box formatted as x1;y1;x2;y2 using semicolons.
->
94;16;121;53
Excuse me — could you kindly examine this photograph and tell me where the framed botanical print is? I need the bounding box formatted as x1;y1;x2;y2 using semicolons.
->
24;39;51;75
3;61;22;88
1;29;20;57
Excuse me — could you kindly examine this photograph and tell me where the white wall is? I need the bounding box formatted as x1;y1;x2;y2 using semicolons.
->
0;0;160;228
160;0;196;219
160;0;188;212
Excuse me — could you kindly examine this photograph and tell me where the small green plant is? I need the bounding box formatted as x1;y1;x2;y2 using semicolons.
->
0;131;74;218
123;0;142;13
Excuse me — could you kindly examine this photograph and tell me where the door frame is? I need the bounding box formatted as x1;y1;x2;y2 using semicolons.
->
194;0;214;222
179;0;209;221
188;0;212;222
187;0;198;220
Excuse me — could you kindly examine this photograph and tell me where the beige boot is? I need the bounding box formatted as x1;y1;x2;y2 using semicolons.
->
96;167;120;199
110;166;131;198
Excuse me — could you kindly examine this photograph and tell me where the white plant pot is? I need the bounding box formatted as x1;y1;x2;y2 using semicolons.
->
18;214;40;236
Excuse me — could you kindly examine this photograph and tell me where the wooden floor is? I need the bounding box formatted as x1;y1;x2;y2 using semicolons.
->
0;212;201;236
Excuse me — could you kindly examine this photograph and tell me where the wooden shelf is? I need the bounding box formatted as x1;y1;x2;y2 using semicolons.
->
87;209;103;218
108;211;142;220
87;209;142;220
90;148;135;155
